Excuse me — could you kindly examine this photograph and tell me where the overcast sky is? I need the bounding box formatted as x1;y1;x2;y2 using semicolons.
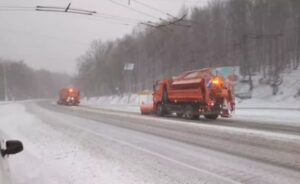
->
0;0;207;74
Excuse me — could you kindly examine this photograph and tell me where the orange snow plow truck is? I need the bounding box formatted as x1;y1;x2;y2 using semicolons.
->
57;87;80;106
140;68;235;119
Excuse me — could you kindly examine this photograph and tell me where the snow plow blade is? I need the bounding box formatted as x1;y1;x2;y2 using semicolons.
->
140;102;154;115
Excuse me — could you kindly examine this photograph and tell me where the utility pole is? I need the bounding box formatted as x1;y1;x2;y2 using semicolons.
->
2;62;8;101
242;34;253;91
239;33;283;91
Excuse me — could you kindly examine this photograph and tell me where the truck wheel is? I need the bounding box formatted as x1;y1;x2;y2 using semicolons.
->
162;86;168;103
176;113;183;118
204;114;219;120
184;105;199;120
156;103;165;116
191;114;199;120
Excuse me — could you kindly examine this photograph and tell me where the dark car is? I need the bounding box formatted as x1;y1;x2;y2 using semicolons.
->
0;139;23;184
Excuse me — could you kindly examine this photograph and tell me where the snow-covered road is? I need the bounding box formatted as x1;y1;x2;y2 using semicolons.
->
1;101;300;184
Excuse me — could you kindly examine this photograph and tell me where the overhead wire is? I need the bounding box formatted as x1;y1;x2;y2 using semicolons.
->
0;5;34;9
0;9;34;12
129;0;191;28
0;3;158;25
0;5;139;26
107;0;161;20
131;0;177;18
94;12;141;23
0;2;192;28
0;5;35;12
77;14;136;26
0;26;90;46
132;0;203;28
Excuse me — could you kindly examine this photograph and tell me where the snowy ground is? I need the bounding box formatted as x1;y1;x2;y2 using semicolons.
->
81;94;300;125
1;101;300;184
81;102;300;126
82;68;300;122
236;68;300;109
0;69;299;183
0;103;143;184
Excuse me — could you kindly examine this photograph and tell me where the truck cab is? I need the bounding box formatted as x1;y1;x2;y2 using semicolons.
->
57;87;80;106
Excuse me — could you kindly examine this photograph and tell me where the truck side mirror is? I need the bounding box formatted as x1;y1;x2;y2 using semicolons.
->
1;140;23;157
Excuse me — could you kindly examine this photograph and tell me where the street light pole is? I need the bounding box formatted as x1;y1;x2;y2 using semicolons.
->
2;62;8;101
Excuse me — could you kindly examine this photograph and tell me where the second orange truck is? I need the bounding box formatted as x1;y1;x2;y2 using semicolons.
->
140;68;235;119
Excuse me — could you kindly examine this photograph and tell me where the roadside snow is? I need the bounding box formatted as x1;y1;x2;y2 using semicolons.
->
83;68;300;110
81;97;300;125
236;68;300;108
82;68;300;121
83;93;152;106
1;102;299;184
0;103;141;184
81;94;150;113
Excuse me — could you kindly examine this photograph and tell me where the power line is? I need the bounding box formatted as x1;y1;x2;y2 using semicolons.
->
130;0;198;27
94;13;141;23
0;5;34;9
0;3;148;24
154;14;190;28
0;5;35;12
129;0;200;28
106;0;191;29
80;15;135;26
128;1;192;29
131;0;177;18
107;0;161;20
0;9;34;12
0;5;137;26
0;26;90;46
36;3;97;16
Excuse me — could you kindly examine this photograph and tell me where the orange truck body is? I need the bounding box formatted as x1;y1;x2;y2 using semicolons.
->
57;87;80;106
140;68;235;119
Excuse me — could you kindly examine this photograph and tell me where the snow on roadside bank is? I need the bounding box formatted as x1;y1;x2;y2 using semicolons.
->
81;94;151;113
82;68;300;110
236;68;300;109
80;69;300;124
81;96;300;125
80;94;146;113
83;93;152;106
0;103;140;184
0;103;69;184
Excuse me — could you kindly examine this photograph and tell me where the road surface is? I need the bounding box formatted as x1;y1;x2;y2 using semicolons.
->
1;100;300;184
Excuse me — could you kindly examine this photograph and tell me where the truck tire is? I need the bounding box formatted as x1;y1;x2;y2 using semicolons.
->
184;105;199;120
176;113;183;118
156;103;165;116
192;114;199;120
204;114;219;120
162;86;168;103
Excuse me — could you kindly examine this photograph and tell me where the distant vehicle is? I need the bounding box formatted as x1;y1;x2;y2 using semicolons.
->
57;87;80;106
0;139;23;184
140;68;235;120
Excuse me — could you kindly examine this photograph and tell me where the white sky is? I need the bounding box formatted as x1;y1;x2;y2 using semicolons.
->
0;0;207;74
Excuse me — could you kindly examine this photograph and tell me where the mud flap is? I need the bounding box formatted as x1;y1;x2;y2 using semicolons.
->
220;99;232;118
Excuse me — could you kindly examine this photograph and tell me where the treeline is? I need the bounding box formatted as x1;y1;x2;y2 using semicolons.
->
0;59;70;100
75;0;300;97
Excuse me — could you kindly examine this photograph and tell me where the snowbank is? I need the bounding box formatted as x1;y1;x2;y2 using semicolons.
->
0;103;145;184
236;68;300;109
83;68;300;110
81;94;152;113
83;93;152;106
